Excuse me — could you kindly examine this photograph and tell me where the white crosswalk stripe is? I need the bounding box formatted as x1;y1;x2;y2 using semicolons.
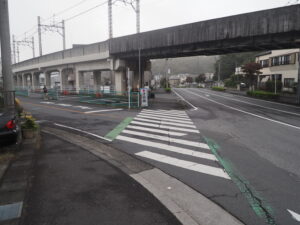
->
114;110;230;180
126;125;187;136
134;117;197;128
130;121;200;133
122;129;209;149
137;115;193;124
139;112;191;120
136;151;230;179
116;135;216;160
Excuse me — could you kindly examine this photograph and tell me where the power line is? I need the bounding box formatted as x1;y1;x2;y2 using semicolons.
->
65;0;108;22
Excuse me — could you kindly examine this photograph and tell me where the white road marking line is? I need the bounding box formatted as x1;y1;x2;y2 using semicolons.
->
137;115;193;124
73;106;93;110
131;121;200;133
196;89;300;117
40;101;55;104
136;151;230;179
142;109;186;113
116;135;214;160
172;89;198;111
287;209;300;222
142;110;188;116
134;118;197;128
139;111;189;118
84;108;123;114
57;104;72;107
122;129;209;149
139;112;191;120
126;125;187;136
54;123;112;142
185;89;300;131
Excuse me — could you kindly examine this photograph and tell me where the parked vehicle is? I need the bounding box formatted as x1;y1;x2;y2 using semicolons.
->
0;107;22;147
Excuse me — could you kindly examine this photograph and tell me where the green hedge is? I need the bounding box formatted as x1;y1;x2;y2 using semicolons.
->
247;91;279;100
165;88;172;93
212;86;226;91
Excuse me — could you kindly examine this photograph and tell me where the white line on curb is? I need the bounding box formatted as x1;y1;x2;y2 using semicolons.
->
54;123;112;142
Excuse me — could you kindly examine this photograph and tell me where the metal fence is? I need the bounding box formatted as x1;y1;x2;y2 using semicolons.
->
79;90;140;108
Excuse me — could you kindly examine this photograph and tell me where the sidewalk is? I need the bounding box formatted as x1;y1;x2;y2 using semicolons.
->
19;133;181;225
149;89;187;110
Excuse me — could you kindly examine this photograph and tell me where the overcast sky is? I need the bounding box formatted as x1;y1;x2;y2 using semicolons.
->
8;0;296;61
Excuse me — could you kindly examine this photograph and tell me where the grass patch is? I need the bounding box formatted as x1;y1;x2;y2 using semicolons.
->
212;86;226;91
247;91;279;100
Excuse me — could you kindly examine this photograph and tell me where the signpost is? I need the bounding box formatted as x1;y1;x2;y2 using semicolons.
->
140;88;148;107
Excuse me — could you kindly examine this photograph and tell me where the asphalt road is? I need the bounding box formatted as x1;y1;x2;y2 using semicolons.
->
18;91;300;225
173;88;300;225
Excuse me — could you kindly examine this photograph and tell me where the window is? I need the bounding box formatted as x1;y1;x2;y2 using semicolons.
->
260;59;269;68
284;78;295;88
271;54;292;66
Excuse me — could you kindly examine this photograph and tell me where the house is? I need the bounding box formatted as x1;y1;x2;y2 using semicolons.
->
256;49;299;92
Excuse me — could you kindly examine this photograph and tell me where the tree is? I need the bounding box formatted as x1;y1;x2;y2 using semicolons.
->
241;62;262;91
195;74;206;83
186;77;194;84
214;52;258;80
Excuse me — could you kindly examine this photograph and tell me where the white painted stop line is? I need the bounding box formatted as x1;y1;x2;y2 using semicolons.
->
84;108;123;114
136;151;230;179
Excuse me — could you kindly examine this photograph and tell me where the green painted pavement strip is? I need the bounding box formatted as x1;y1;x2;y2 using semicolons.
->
204;137;276;225
105;117;134;141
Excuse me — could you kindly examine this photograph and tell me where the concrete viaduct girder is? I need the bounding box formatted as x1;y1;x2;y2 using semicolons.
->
12;5;300;92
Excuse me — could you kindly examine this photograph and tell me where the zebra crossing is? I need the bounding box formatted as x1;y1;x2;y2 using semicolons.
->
115;109;230;180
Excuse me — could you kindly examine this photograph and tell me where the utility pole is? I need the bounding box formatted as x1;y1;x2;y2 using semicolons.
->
62;20;66;50
218;60;221;87
0;0;15;106
12;35;16;64
32;36;35;57
136;0;140;33
37;16;65;55
108;0;113;39
38;16;43;56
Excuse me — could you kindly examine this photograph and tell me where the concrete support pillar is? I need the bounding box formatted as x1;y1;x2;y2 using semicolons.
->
115;70;126;93
61;69;70;91
13;75;17;87
21;74;25;88
45;72;51;88
75;70;84;92
93;71;102;91
32;73;39;89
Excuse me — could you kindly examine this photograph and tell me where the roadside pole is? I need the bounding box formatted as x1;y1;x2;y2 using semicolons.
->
274;74;277;95
0;0;15;107
297;52;300;104
127;67;131;109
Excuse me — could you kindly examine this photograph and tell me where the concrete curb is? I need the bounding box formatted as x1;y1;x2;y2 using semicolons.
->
43;126;244;225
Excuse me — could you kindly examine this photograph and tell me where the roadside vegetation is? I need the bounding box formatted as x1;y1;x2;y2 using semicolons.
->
246;90;279;100
211;86;226;91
